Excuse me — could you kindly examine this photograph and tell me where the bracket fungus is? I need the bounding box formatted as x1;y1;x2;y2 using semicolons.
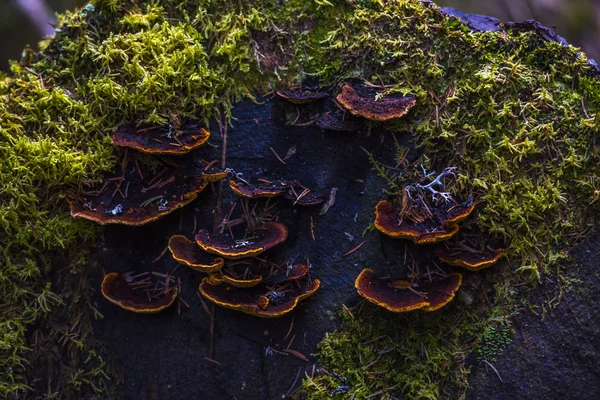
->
200;161;229;183
355;269;462;313
436;244;505;271
315;112;363;133
336;84;416;121
69;160;209;226
199;274;320;318
284;182;325;206
276;86;328;104
112;122;210;155
168;235;225;272
194;221;288;259
101;272;178;313
374;199;467;244
229;179;288;199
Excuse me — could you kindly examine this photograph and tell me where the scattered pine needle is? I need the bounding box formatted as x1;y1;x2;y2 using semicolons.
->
269;146;287;165
152;246;169;263
343;240;366;257
204;356;222;366
283;349;309;362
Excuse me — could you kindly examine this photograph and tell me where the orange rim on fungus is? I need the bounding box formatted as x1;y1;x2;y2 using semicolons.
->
69;160;209;226
436;246;505;271
101;272;178;313
112;123;210;155
421;273;463;312
374;200;461;244
168;235;224;272
194;221;288;259
199;276;320;318
444;201;475;226
355;268;430;312
229;179;287;199
200;161;229;183
336;84;416;121
355;269;462;313
211;259;271;288
276;87;328;104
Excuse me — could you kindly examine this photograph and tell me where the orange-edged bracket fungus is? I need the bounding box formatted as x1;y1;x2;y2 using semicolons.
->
168;235;225;273
69;160;208;226
436;244;505;271
195;221;288;259
199;274;320;318
276;86;328;104
355;268;462;312
336;84;416;121
101;272;178;313
112;122;210;155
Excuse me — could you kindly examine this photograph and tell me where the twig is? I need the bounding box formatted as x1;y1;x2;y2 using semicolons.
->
483;360;503;383
270;146;287;165
343;240;366;257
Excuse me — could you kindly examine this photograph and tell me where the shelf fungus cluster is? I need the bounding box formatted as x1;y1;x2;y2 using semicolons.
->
168;221;319;317
357;168;504;313
69;120;225;226
276;82;415;134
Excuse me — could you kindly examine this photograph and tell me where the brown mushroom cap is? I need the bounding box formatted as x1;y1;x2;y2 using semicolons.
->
213;261;310;288
436;245;505;271
336;84;416;121
444;202;475;226
355;268;429;312
355;269;462;312
194;221;288;259
420;273;463;312
112;123;210;155
69;160;209;226
200;161;229;183
101;272;178;313
229;179;288;199
168;235;224;272
374;200;459;244
276;87;328;104
199;275;320;318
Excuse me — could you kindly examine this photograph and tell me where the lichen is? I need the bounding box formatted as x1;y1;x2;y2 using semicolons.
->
1;0;599;398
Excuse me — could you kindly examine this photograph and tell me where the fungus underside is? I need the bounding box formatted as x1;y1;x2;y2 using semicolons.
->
1;0;599;398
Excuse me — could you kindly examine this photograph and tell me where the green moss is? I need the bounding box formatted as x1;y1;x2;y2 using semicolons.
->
1;0;599;397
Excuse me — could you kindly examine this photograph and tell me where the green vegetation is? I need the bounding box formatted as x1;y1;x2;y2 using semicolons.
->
1;0;599;398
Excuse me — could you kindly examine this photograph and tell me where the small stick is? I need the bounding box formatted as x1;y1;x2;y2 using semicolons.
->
269;146;287;165
343;240;366;257
285;367;303;398
284;316;295;342
483;360;503;383
204;356;222;366
282;349;309;362
152;245;169;263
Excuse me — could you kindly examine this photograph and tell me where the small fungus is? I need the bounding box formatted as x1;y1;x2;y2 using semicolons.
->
195;221;288;259
200;160;229;183
69;160;208;226
199;275;320;317
112;122;210;155
336;84;416;121
355;268;462;312
436;244;505;271
168;235;225;272
101;272;178;313
211;259;271;288
374;200;460;244
229;179;288;199
284;183;325;206
276;86;329;104
315;113;363;133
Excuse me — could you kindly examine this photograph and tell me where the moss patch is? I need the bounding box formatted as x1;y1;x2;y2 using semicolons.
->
1;0;599;398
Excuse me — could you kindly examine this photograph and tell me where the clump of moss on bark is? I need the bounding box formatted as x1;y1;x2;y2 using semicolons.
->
1;0;600;398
